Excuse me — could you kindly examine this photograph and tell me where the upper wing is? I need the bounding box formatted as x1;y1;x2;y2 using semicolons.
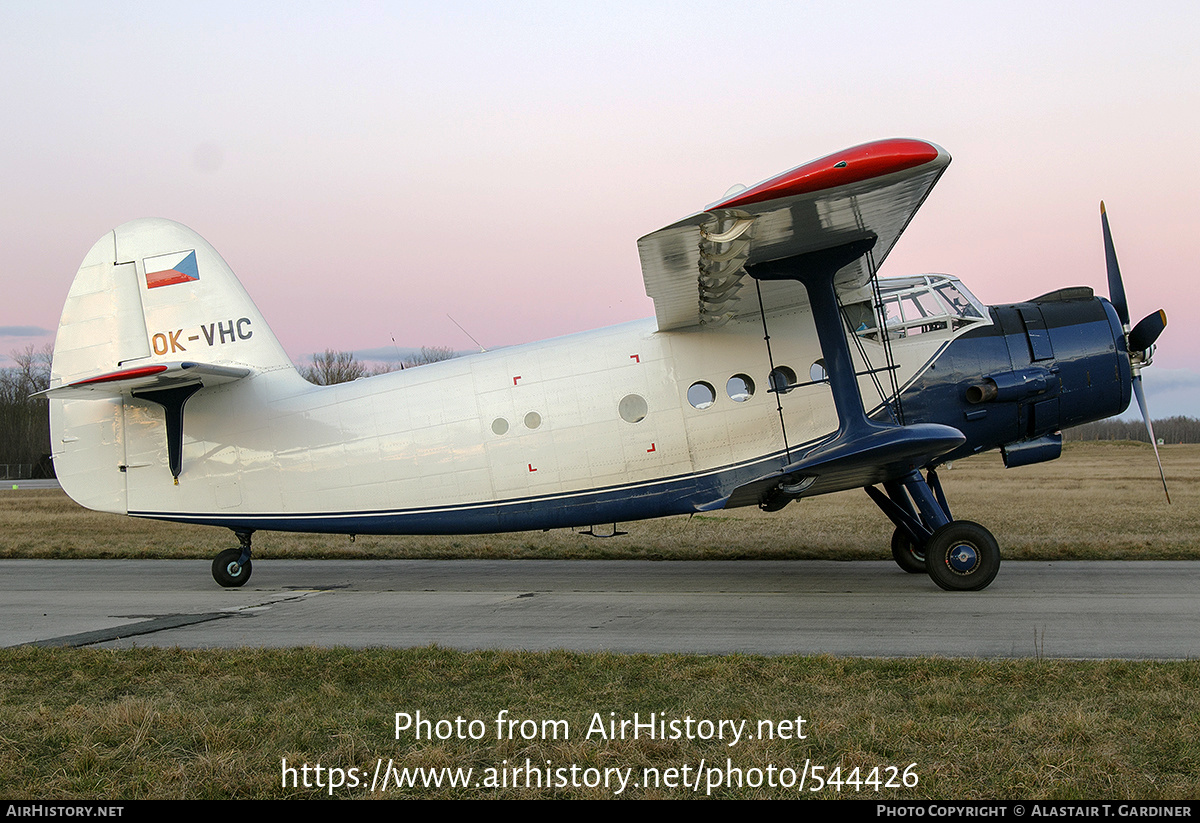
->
637;138;951;332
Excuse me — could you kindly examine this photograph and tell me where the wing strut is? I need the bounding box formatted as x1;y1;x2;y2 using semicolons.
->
735;236;965;503
725;236;1005;590
864;248;905;424
750;236;887;442
754;278;792;465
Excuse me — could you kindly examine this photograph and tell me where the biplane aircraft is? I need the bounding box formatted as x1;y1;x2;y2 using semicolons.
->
43;138;1167;591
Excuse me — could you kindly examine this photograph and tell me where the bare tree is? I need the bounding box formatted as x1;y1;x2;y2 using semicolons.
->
403;346;456;368
301;349;369;385
301;346;458;384
0;344;52;399
0;344;54;477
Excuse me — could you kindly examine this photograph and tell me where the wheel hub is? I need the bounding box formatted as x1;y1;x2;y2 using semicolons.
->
947;543;978;574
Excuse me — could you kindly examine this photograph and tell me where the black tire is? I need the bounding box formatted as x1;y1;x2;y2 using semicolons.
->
924;520;1000;591
891;527;926;574
212;548;252;588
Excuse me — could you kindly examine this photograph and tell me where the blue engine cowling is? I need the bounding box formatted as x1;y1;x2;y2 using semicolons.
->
897;288;1131;465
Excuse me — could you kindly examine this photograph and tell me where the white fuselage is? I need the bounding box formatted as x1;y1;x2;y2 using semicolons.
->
53;302;954;532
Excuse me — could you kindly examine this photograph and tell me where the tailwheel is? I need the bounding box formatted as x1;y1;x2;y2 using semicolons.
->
212;548;252;587
890;527;926;574
924;520;1000;592
212;530;254;588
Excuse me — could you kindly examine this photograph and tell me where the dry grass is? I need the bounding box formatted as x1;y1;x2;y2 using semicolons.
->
2;647;1199;799
1;442;1195;561
2;444;1197;799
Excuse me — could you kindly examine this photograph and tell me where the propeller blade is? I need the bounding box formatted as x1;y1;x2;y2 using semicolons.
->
1100;204;1167;502
1128;309;1167;353
1101;201;1130;326
1132;375;1170;504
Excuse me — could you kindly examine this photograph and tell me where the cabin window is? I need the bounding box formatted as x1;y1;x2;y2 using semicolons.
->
687;381;716;410
809;360;828;383
491;418;509;435
619;393;648;423
524;411;542;429
726;374;754;402
769;366;796;394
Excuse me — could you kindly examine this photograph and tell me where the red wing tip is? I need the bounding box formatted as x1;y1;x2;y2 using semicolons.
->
712;138;946;211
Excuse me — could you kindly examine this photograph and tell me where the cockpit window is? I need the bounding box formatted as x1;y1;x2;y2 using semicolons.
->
933;282;984;319
849;274;989;341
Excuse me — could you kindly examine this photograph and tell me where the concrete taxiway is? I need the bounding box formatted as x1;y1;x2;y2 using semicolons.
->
4;559;1198;658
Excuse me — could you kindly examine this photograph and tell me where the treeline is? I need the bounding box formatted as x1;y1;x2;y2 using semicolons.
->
1063;416;1200;444
0;346;53;479
300;346;455;385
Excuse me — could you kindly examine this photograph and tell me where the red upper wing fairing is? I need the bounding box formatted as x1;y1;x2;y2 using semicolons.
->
637;138;950;332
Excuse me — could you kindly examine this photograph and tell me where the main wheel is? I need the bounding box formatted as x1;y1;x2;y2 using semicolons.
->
212;548;252;588
924;520;1000;592
891;527;926;574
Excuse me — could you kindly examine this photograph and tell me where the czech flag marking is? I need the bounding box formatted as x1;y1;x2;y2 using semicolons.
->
144;250;200;289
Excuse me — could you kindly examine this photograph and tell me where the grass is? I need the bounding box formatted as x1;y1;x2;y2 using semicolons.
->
2;648;1199;799
1;442;1195;561
1;442;1196;799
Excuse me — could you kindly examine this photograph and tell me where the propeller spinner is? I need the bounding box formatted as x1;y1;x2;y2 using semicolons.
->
1100;202;1170;502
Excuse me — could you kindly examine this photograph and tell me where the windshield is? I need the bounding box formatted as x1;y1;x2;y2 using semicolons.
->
846;274;989;341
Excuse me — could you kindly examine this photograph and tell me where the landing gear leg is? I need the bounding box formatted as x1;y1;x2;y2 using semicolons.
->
866;469;1001;590
212;529;254;588
866;475;941;574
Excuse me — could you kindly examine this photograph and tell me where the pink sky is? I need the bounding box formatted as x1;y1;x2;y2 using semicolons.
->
2;1;1196;415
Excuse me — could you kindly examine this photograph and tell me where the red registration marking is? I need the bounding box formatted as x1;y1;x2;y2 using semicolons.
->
630;354;640;363
713;138;941;210
647;443;656;453
70;364;168;386
513;376;522;385
528;463;537;472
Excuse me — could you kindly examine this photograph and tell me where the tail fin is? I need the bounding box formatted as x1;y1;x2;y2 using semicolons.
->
51;218;292;388
49;219;295;513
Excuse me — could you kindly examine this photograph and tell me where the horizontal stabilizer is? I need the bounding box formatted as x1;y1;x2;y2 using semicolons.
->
36;361;251;399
